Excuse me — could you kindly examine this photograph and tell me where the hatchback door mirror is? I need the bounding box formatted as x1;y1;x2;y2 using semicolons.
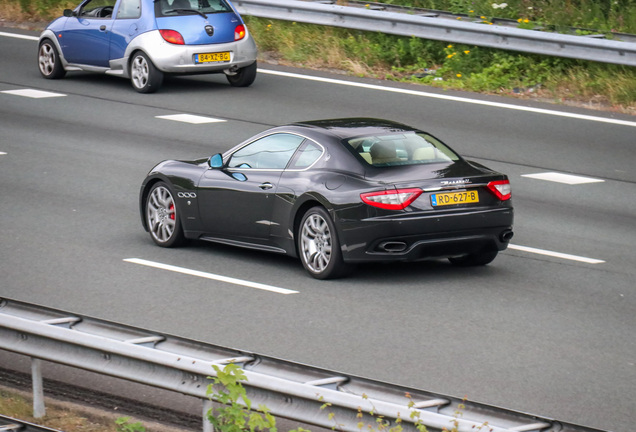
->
63;9;74;17
209;153;224;168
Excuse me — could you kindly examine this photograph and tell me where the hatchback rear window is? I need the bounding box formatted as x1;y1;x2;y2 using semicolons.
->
345;133;460;167
156;0;233;17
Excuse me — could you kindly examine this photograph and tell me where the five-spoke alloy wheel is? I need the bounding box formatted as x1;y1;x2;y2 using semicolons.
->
146;182;184;247
130;52;163;93
298;207;347;279
38;40;66;79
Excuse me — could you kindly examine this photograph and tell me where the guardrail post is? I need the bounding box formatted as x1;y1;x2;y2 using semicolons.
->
31;357;46;418
203;399;214;432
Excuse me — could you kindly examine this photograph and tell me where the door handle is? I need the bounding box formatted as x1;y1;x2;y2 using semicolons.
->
259;182;274;190
99;25;107;31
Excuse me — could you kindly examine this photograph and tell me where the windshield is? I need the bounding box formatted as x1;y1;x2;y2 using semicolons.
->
155;0;233;16
345;133;460;167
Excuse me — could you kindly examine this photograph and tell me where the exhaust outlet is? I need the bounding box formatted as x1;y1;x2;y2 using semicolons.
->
500;230;514;242
379;241;408;253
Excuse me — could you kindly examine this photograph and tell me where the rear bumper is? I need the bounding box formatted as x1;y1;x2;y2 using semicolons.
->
338;207;514;263
117;30;257;76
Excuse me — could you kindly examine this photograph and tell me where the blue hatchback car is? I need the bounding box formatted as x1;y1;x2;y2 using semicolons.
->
38;0;258;93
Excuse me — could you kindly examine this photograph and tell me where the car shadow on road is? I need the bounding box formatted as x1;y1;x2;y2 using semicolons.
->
186;239;509;285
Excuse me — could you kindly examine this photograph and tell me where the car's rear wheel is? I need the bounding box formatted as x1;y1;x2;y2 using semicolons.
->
130;52;163;93
298;207;348;279
449;250;498;266
226;61;257;87
146;182;184;247
38;40;66;79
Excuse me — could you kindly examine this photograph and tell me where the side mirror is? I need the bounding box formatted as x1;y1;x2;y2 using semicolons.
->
63;9;74;17
209;153;224;169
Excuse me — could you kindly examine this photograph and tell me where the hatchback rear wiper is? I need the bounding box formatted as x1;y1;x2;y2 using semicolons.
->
165;8;207;18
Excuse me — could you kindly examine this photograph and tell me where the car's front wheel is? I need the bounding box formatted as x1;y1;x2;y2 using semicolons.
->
130;52;163;93
146;182;184;247
298;207;348;279
225;62;257;87
38;40;66;79
449;250;498;266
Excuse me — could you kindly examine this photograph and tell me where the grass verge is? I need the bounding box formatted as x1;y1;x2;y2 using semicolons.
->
0;386;134;432
0;385;188;432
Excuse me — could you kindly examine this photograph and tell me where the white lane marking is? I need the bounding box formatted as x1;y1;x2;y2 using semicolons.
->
0;152;6;155
1;89;66;98
0;31;38;41
155;114;226;124
124;258;299;294
259;69;636;128
508;244;605;264
521;172;605;185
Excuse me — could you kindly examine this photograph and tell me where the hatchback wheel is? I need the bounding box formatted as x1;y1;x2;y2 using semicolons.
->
298;207;348;279
226;61;257;87
38;40;66;79
146;182;184;247
130;52;163;93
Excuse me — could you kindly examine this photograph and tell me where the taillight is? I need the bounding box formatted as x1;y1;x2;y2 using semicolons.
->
234;24;246;41
159;29;185;45
361;188;422;210
487;180;511;200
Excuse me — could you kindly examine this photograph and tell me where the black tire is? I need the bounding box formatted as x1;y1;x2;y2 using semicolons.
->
38;40;66;79
226;61;257;87
449;250;498;266
298;207;348;279
145;182;184;247
130;52;163;93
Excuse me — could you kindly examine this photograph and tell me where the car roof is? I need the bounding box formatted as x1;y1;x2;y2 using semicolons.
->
290;118;421;140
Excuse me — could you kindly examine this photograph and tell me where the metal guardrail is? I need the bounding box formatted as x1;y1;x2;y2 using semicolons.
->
233;0;636;66
0;298;608;432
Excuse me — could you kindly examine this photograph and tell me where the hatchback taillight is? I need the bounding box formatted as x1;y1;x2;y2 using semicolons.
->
235;24;246;41
361;188;422;210
160;29;185;45
487;180;511;200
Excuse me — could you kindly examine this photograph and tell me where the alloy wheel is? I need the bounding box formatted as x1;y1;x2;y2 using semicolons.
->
131;55;149;90
300;213;333;274
147;185;176;244
38;43;55;76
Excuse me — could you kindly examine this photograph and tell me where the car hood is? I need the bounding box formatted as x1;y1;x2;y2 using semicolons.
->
156;12;242;44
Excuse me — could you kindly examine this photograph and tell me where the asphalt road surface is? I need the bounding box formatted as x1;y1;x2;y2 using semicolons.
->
1;28;635;432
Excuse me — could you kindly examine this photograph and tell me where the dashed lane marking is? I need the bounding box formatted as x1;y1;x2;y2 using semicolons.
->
124;258;299;294
521;172;605;185
1;89;66;98
155;114;226;124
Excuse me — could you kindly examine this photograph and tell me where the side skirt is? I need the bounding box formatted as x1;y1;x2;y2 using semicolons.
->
199;236;288;254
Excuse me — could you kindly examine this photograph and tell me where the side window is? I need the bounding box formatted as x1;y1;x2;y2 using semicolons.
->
289;141;323;169
80;0;117;18
117;0;141;19
229;134;305;170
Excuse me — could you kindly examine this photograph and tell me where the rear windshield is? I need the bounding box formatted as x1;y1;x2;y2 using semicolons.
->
345;133;460;167
155;0;233;16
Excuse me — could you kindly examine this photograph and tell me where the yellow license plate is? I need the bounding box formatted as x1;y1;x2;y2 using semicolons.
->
431;190;479;206
195;52;230;64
